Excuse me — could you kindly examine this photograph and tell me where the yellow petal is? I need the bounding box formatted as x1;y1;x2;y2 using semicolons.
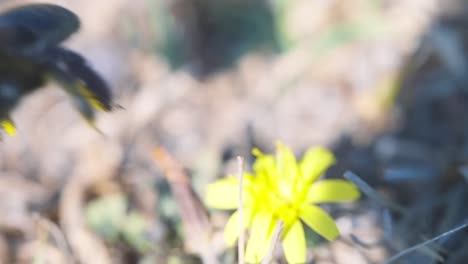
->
299;205;339;241
275;142;299;199
224;208;254;247
307;180;360;203
245;211;274;263
300;147;335;184
282;221;306;264
0;118;16;136
205;177;239;209
252;148;276;185
205;175;254;209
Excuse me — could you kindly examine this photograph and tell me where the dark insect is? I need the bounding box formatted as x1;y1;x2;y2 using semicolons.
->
0;4;113;137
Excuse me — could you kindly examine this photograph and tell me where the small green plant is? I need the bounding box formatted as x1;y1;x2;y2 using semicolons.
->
85;194;153;252
206;142;360;263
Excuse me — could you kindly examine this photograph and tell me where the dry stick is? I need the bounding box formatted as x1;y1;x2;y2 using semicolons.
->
261;221;284;264
34;214;75;263
343;171;406;214
153;148;218;264
237;156;245;264
383;221;468;264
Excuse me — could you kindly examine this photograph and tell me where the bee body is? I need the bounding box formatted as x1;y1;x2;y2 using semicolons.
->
0;4;113;136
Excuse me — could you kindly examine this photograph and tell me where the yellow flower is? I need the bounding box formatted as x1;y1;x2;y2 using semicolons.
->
205;142;360;263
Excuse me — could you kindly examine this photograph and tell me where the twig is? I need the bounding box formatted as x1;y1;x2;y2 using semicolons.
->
383;220;468;264
383;209;393;241
60;175;112;264
153;147;219;264
261;221;284;264
344;171;406;214
34;214;75;263
237;156;245;264
349;234;385;249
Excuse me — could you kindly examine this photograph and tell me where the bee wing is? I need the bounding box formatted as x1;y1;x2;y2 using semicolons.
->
47;62;97;124
49;48;113;111
44;47;113;127
47;47;112;111
0;4;80;51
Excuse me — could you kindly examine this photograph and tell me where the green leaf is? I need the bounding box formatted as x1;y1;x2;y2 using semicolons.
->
85;194;127;241
121;212;153;252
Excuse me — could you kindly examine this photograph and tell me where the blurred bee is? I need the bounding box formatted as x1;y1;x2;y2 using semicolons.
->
0;4;113;137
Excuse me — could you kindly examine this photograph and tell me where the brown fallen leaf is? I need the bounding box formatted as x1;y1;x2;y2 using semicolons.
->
153;147;219;264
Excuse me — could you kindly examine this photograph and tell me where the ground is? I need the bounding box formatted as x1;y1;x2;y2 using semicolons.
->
0;0;467;263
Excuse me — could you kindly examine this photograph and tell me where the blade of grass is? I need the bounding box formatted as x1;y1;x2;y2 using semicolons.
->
237;156;245;264
384;221;468;264
260;220;284;264
344;171;406;214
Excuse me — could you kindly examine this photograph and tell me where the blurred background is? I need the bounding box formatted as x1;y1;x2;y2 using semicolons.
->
0;0;468;263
